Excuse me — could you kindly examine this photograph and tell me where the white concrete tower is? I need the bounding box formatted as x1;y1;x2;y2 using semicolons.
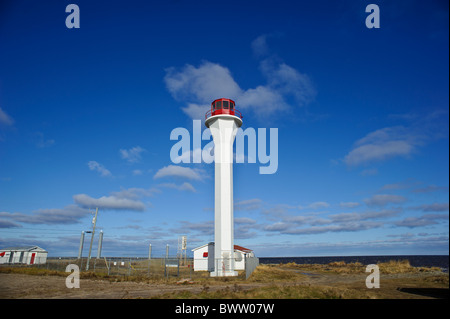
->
205;98;242;277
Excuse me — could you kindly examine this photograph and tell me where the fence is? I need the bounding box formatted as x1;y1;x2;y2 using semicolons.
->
1;256;260;280
245;256;259;279
77;257;196;279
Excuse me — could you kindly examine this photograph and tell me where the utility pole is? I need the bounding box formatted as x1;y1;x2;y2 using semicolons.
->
96;230;103;259
78;231;85;259
178;235;187;266
148;244;152;260
86;207;98;271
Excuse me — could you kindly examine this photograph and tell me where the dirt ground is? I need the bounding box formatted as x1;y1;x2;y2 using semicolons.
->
0;273;265;299
0;270;447;299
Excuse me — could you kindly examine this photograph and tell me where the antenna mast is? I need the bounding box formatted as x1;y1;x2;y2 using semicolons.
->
86;207;98;270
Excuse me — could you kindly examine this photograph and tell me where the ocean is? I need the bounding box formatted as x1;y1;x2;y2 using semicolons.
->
259;255;449;272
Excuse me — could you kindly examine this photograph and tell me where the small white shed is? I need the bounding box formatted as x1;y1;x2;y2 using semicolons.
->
192;242;255;272
192;242;215;271
0;246;48;265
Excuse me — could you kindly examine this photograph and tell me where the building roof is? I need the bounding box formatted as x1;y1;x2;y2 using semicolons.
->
0;246;48;253
192;242;253;253
191;242;212;251
233;245;252;253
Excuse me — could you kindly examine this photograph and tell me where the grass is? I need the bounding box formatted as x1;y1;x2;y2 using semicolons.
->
377;260;441;274
246;264;306;282
274;259;442;274
0;266;114;280
153;260;448;299
0;264;245;284
152;284;374;299
1;259;447;299
0;258;442;280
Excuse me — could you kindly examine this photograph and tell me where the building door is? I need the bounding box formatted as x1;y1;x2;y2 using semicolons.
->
30;253;36;265
8;252;14;263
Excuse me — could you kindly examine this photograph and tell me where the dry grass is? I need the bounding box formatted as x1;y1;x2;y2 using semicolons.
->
0;258;441;280
0;264;245;285
1;259;447;299
275;259;442;275
377;260;440;274
246;264;305;282
0;266;64;277
153;259;448;299
0;266;115;281
153;284;371;299
274;261;366;274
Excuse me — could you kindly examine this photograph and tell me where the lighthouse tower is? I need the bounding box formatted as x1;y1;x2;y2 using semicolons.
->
205;98;243;277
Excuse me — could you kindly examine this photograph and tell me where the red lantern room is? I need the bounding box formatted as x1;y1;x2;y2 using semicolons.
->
205;98;243;120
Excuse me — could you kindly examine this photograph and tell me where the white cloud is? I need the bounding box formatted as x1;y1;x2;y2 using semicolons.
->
360;168;378;176
251;33;284;57
173;220;214;236
344;123;434;166
235;217;257;225
358;109;450;167
251;34;270;57
0;205;90;225
298;201;330;210
0;107;14;126
411;203;449;212
264;222;291;232
380;180;419;191
339;202;361;209
153;165;206;181
257;59;315;107
308;201;330;210
110;187;159;200
259;199;407;236
159;182;196;192
394;216;440;228
412;185;449;193
73;194;146;211
238;85;288;115
281;221;383;235
181;103;210;121
36;132;55;148
164;36;315;121
345;140;413;166
330;209;401;222
87;161;112;177
234;198;263;211
120;146;146;163
164;61;242;104
0;218;22;228
364;194;407;207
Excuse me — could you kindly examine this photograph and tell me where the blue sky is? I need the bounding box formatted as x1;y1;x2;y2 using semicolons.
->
0;0;448;257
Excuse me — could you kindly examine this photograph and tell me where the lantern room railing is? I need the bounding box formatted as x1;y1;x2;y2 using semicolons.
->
205;108;243;120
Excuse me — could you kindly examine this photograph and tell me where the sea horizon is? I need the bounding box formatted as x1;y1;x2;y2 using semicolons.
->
258;254;449;271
